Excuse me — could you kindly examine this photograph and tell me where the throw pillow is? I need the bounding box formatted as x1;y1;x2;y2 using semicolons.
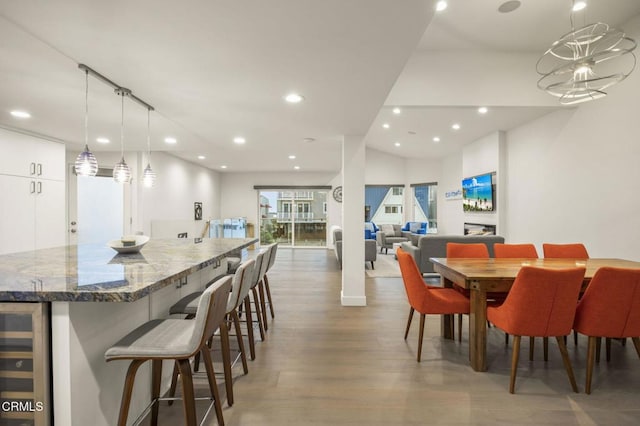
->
380;224;395;235
409;222;421;233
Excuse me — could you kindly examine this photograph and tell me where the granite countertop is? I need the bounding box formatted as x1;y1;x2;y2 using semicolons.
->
0;237;257;302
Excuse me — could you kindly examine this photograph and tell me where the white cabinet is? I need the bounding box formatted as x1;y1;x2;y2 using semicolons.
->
0;128;65;255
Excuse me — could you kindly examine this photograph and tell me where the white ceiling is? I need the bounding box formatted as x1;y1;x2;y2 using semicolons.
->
1;0;639;172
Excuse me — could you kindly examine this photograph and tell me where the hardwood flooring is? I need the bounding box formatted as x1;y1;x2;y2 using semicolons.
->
146;249;640;425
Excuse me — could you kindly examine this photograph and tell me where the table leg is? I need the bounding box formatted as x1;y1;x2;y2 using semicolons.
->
441;276;454;340
469;284;488;372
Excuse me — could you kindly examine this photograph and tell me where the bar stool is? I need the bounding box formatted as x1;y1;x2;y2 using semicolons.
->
169;259;255;407
105;276;232;426
259;243;278;328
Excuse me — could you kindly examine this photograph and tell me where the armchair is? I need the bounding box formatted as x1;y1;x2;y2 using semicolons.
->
333;228;377;269
364;222;378;240
376;224;409;254
401;221;428;245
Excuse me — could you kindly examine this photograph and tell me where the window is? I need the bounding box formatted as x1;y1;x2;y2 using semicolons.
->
385;205;402;214
412;182;437;230
365;185;404;224
392;187;403;196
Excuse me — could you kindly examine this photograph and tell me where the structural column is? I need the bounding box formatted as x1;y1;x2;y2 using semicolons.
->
341;135;366;306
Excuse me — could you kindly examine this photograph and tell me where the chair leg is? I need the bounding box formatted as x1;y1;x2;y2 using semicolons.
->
264;274;275;319
232;310;249;374
151;359;162;426
167;361;179;406
505;333;509;346
606;337;612;362
596;337;602;363
417;313;426;362
177;358;197;426
201;347;225;426
457;313;462;343
244;296;256;360
371;261;375;270
251;287;266;341
556;336;578;393
219;319;234;406
529;337;535;361
574;330;578;345
116;359;145;426
586;336;597;394
509;335;521;394
404;307;414;340
632;337;640;358
258;280;269;331
543;337;549;362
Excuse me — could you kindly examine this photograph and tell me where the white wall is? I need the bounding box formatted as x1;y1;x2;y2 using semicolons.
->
438;153;464;234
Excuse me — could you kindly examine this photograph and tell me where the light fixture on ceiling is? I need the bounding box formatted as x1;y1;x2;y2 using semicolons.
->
285;93;304;103
221;165;228;169
478;107;489;114
394;142;401;147
433;136;441;143
10;110;31;119
382;123;390;129
498;1;521;14
392;107;401;114
294;166;300;170
96;137;110;144
74;69;98;177
572;1;586;12
113;88;132;184
165;137;177;144
142;108;156;188
197;155;206;160
451;123;461;130
233;136;246;144
288;155;296;159
436;1;447;12
536;1;637;105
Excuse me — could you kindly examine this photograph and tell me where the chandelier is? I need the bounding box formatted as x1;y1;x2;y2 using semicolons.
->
536;9;636;105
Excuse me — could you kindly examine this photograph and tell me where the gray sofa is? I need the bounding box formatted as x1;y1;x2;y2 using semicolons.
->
376;224;410;254
333;228;377;269
400;234;505;274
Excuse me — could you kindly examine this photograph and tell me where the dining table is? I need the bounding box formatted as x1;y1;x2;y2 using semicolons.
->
429;257;640;372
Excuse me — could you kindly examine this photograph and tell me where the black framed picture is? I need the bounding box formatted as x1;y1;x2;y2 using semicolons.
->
194;202;203;220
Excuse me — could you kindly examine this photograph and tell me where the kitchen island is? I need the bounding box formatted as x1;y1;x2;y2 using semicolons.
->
0;237;257;426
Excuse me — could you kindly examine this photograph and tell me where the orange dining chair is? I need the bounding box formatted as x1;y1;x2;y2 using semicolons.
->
542;243;589;259
494;243;539;350
494;243;538;259
397;248;470;362
543;242;590;345
572;267;640;394
446;242;490;341
486;266;586;393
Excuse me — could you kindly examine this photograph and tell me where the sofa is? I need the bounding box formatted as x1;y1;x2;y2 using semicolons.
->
333;228;377;269
400;234;505;274
376;223;410;254
401;221;428;245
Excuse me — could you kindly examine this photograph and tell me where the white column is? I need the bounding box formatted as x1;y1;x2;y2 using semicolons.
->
341;135;366;306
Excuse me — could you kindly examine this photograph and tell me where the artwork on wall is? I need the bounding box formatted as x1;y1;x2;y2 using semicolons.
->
194;202;203;221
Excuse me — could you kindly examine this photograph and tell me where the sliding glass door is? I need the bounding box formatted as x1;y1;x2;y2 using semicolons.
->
258;189;328;247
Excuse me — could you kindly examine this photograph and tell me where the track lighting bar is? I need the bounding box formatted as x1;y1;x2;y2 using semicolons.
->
78;63;155;111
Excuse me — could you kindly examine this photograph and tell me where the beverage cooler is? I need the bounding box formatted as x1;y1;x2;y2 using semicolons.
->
208;218;247;239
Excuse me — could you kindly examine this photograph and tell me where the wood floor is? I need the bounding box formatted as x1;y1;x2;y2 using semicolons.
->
149;249;640;425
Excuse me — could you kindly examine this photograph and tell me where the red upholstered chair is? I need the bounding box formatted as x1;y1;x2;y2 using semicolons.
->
446;242;489;259
494;243;539;350
543;243;589;259
543;243;590;345
397;248;470;362
494;243;538;259
487;266;586;393
573;267;640;394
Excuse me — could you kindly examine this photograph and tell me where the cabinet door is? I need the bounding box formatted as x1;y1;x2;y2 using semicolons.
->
34;180;66;250
0;175;36;255
0;128;65;181
33;140;65;182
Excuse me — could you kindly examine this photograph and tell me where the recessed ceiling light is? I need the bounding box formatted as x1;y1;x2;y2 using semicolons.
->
288;155;296;159
433;136;441;143
572;1;586;12
221;165;228;169
394;142;401;147
382;123;390;129
436;1;448;12
303;137;315;143
10;110;31;119
498;1;521;13
478;107;489;114
392;107;401;114
96;137;110;144
285;93;304;103
164;137;177;144
198;155;206;160
451;123;461;130
294;166;300;170
233;136;246;144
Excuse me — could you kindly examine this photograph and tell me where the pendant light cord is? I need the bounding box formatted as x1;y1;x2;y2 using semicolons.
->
84;69;89;148
147;108;151;162
120;93;125;161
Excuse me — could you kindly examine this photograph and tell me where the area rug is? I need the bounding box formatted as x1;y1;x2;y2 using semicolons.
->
366;253;402;278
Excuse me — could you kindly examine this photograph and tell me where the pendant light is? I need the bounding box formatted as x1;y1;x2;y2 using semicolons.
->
74;69;98;176
113;88;131;184
142;107;156;187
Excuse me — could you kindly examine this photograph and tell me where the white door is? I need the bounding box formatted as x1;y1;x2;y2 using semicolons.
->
68;169;124;245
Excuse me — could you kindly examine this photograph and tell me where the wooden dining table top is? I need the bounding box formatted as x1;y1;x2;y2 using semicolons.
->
430;257;640;284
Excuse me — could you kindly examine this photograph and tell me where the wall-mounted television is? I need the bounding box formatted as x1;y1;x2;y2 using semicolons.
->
462;172;495;212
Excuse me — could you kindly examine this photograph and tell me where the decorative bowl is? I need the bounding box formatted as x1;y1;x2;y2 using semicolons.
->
108;235;150;254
